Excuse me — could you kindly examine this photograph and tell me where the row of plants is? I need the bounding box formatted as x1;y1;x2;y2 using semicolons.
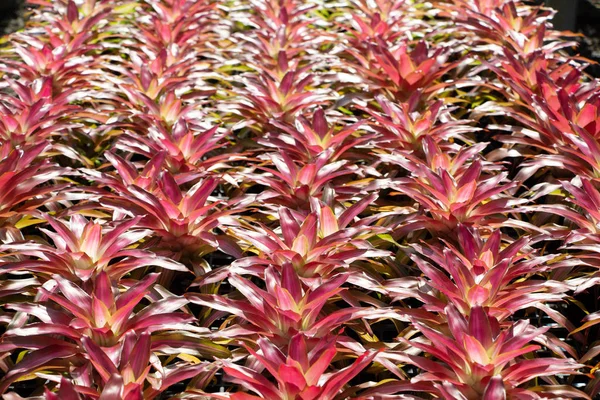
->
0;0;599;398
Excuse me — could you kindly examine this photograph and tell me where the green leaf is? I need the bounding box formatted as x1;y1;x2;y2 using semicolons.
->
15;216;46;229
114;2;140;14
375;233;400;247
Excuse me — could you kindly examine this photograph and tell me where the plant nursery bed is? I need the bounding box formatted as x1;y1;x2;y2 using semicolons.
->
2;0;600;399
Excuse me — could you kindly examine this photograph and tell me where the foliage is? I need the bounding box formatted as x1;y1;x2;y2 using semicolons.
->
0;0;598;398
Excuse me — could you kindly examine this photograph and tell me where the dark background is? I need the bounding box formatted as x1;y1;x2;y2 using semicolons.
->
0;0;24;37
570;0;600;77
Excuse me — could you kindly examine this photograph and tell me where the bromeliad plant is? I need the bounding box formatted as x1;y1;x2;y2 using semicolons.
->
218;199;387;280
188;263;399;344
0;214;187;284
116;122;235;176
204;334;378;400
247;151;358;209
393;226;572;321
0;271;224;397
0;79;79;147
379;138;523;238
0;142;67;229
342;39;454;103
363;95;478;156
260;108;370;163
394;305;587;399
83;155;236;264
45;333;211;400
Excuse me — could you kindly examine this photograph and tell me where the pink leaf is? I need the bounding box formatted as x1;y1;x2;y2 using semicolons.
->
312;108;328;138
319;206;338;237
0;345;77;393
483;376;506;400
82;336;118;382
469;306;494;349
99;374;124;400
